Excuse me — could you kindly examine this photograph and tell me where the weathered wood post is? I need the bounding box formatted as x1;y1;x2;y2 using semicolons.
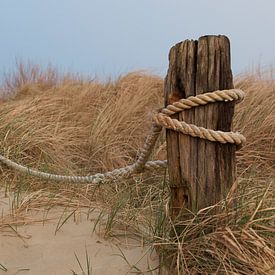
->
165;35;236;217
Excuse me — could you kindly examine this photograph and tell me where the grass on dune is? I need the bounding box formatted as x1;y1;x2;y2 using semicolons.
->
0;64;274;274
0;65;163;175
234;73;275;175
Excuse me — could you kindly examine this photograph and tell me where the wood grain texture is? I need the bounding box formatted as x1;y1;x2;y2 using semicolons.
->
164;35;236;217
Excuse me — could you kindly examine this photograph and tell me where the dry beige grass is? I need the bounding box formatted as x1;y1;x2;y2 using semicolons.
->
1;67;163;176
0;64;274;274
234;73;275;175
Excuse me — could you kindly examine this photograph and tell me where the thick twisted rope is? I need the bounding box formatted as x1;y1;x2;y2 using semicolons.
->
0;155;167;184
154;89;246;145
0;88;245;184
0;124;165;184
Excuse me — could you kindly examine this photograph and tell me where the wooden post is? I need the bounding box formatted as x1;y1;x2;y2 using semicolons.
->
165;35;235;217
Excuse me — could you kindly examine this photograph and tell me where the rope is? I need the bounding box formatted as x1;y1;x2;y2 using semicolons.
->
0;154;167;184
154;89;246;145
0;123;165;184
0;88;245;184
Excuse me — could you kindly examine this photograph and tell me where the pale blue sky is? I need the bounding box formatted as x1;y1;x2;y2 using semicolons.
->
0;0;274;80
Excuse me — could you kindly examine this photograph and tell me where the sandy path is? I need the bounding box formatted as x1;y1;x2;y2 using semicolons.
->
0;195;159;275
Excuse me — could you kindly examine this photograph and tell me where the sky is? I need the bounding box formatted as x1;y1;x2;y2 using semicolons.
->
0;0;275;80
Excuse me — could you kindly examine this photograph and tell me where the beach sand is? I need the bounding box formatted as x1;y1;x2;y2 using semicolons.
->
0;193;159;275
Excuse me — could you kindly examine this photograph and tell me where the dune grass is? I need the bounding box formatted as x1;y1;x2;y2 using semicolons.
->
0;64;274;274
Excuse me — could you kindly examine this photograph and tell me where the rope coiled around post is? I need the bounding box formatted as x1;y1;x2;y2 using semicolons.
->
0;88;245;184
154;89;246;145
